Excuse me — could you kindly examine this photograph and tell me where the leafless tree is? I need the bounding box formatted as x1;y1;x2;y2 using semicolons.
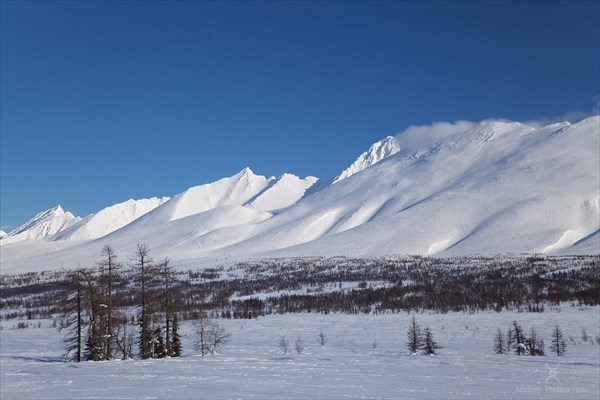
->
279;336;290;354
58;268;85;362
294;336;304;354
494;328;506;354
114;321;135;360
205;321;231;354
194;309;209;356
130;243;156;359
511;321;526;355
317;330;328;347
421;326;441;355
551;325;567;356
581;328;589;342
528;326;544;356
97;244;122;360
506;326;515;349
195;307;230;355
158;257;176;356
80;267;105;361
406;316;422;354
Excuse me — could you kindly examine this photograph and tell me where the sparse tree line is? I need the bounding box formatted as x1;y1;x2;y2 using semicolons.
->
58;244;183;361
493;321;569;357
2;247;597;364
3;255;598;324
278;331;327;355
276;321;442;357
1;253;599;359
55;243;236;362
406;316;442;355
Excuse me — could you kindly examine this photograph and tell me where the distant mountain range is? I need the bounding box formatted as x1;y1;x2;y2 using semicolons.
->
2;116;598;272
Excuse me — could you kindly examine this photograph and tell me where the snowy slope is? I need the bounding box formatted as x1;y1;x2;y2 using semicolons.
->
1;117;598;272
174;117;598;260
0;230;6;239
1;206;80;244
8;169;282;264
244;117;599;257
53;197;170;241
248;173;318;212
169;167;273;221
333;136;400;183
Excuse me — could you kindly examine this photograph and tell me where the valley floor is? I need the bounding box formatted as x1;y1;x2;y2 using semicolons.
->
1;306;599;399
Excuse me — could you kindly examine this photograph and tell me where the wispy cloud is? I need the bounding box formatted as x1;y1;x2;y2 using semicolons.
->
592;94;600;115
393;120;477;151
394;97;600;146
524;95;600;127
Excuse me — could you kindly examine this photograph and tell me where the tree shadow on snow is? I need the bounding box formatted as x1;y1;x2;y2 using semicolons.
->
7;355;63;363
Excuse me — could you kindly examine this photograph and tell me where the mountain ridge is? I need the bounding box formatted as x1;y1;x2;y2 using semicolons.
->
2;205;81;244
1;116;598;272
333;136;400;183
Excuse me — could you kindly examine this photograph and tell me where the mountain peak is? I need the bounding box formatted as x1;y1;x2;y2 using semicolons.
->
333;136;400;183
238;167;255;176
169;168;273;221
247;173;319;212
53;197;170;241
2;205;80;243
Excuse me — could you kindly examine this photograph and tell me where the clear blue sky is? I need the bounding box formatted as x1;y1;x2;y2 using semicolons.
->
1;0;599;230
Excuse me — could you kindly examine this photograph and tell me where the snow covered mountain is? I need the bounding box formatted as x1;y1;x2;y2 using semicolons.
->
234;117;598;258
0;230;7;239
53;197;170;241
1;116;598;272
333;136;400;183
248;173;318;212
168;167;273;221
86;169;319;251
2;205;81;244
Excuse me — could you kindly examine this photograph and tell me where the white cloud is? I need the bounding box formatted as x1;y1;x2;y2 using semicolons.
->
393;120;477;152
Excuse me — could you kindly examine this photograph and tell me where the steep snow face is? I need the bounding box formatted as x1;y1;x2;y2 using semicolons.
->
170;168;274;221
1;206;80;244
248;173;319;212
0;230;6;239
333;136;400;183
213;117;599;258
54;197;170;241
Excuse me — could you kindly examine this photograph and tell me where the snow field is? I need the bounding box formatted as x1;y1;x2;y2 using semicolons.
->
1;305;599;399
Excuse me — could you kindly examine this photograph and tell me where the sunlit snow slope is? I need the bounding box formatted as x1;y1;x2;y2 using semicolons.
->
333;136;400;183
53;197;170;241
248;118;599;258
248;173;318;212
1;206;81;244
1;117;598;272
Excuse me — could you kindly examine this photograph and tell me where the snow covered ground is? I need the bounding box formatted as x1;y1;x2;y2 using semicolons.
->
1;306;598;399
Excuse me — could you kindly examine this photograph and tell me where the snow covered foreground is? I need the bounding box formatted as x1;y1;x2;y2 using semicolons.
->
1;306;599;399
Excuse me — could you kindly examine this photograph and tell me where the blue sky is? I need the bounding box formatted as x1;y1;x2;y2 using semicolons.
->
1;0;599;230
